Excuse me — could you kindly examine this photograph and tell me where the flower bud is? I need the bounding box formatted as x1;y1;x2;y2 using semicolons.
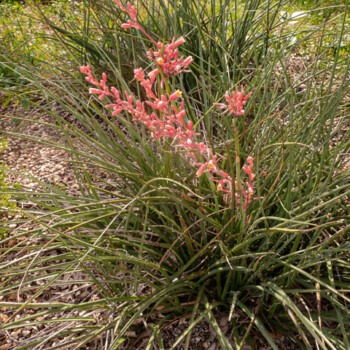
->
169;90;182;101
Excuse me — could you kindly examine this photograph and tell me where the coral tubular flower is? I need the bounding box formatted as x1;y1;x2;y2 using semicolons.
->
115;0;157;45
134;68;145;81
80;65;91;75
148;40;193;78
216;88;252;117
242;156;256;211
169;90;182;101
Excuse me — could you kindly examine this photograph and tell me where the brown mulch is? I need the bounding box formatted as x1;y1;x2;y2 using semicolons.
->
0;104;103;349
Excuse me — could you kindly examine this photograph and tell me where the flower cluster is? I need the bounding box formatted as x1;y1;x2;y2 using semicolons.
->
80;65;207;159
215;89;252;117
81;0;256;211
146;38;193;79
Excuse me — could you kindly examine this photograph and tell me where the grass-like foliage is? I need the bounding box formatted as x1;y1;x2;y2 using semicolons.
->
0;139;16;233
0;0;349;348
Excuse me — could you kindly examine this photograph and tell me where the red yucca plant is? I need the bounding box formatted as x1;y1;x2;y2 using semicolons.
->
2;0;349;348
81;0;255;214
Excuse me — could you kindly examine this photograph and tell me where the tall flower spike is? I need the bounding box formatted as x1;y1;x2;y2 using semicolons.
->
115;0;157;45
115;1;193;78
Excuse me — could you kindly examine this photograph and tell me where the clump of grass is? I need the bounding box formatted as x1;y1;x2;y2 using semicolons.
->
0;0;349;349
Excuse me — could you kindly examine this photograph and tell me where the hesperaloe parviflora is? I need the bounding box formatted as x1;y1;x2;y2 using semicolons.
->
80;0;255;211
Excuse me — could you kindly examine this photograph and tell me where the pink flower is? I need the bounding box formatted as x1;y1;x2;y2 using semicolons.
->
195;156;219;177
134;68;145;82
114;0;126;11
115;0;157;45
169;90;182;101
140;78;157;99
126;1;137;20
80;65;91;75
243;156;255;183
147;39;193;78
242;156;256;211
148;69;159;83
216;88;252;117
